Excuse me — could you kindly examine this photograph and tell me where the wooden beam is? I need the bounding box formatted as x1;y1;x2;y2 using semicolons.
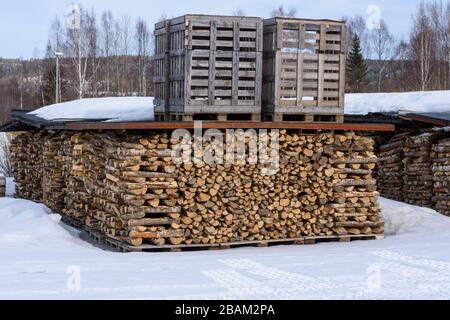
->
65;121;395;132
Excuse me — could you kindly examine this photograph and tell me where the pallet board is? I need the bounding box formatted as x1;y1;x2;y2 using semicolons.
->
154;15;263;119
155;113;261;122
76;224;383;253
262;18;346;121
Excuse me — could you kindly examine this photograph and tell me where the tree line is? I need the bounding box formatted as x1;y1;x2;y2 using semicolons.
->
0;1;449;125
346;0;450;92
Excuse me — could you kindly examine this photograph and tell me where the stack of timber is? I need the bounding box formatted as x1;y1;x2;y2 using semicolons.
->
370;134;391;182
10;132;44;201
432;137;450;216
10;129;383;248
377;132;412;201
0;176;5;197
262;18;346;122
402;133;436;207
330;133;383;235
63;133;89;223
63;132;184;246
154;15;263;121
42;132;67;212
169;130;383;243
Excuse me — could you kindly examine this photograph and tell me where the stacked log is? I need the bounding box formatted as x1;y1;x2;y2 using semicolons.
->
42;133;67;212
173;130;383;245
330;133;383;235
0;176;5;197
10;132;44;201
63;132;184;246
377;132;412;201
432;137;450;216
402;133;435;207
63;133;89;222
10;129;383;248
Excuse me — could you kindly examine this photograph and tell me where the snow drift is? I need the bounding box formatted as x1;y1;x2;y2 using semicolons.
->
345;90;450;115
380;198;450;236
29;97;154;122
0;198;75;245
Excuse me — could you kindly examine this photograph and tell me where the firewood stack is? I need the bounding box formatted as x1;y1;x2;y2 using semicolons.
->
432;137;450;216
10;129;384;248
0;176;6;197
402;133;435;207
42;133;67;212
175;130;338;244
377;132;412;201
330;133;383;236
10;132;44;201
172;130;383;245
63;133;89;222
63;132;184;246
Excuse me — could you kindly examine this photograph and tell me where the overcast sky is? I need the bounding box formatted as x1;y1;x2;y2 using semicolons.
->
0;0;430;59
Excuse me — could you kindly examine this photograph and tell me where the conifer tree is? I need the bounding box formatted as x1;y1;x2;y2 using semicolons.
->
346;34;368;92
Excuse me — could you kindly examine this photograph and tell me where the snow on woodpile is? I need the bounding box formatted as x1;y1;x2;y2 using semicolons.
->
345;90;450;115
29;97;154;122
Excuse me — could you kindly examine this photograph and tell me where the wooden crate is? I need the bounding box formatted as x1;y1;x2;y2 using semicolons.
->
262;18;347;122
154;15;263;120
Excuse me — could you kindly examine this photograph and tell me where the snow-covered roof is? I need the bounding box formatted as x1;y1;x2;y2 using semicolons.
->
345;90;450;115
29;97;155;122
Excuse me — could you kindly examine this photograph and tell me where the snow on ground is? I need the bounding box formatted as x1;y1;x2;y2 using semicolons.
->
1;197;450;300
29;97;154;122
6;178;15;197
345;90;450;115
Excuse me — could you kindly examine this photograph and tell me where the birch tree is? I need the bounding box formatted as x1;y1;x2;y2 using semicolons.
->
409;2;436;91
65;6;99;99
370;20;396;91
135;18;150;96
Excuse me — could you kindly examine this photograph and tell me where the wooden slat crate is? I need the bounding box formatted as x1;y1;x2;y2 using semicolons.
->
154;15;263;120
262;18;347;122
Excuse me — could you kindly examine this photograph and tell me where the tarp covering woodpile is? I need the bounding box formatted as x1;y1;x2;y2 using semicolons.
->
10;130;383;247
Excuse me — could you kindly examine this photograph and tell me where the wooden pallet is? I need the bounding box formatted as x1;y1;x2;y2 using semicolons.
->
155;113;261;122
266;113;344;123
75;227;383;253
61;215;83;230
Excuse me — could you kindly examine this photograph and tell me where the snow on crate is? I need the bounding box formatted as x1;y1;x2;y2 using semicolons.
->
29;97;154;122
345;90;450;115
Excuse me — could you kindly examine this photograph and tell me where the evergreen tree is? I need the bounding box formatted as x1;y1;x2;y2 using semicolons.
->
346;34;368;93
42;58;68;106
42;59;56;106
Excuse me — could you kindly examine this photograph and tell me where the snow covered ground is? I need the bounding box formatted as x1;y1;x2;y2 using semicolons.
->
1;197;450;300
345;90;450;115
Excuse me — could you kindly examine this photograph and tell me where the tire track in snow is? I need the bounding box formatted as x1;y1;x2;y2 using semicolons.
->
371;250;450;272
217;258;336;298
201;269;274;299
